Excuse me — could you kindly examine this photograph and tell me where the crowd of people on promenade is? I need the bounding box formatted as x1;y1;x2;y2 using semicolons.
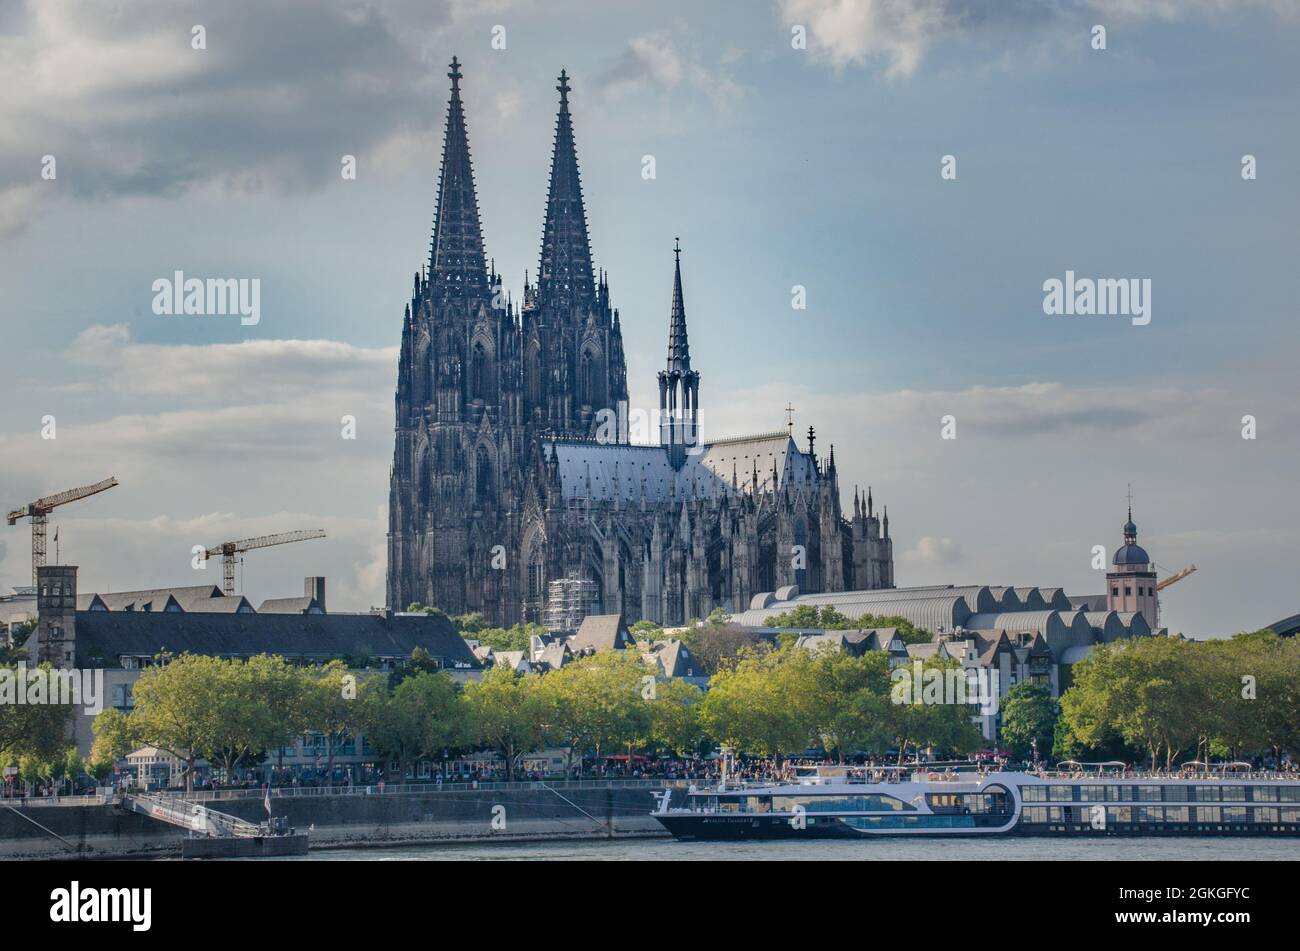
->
10;753;1299;799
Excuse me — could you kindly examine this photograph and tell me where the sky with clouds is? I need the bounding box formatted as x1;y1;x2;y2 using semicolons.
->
1;0;1296;636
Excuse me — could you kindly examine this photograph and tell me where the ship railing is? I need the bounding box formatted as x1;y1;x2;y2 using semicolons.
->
147;777;698;802
1024;769;1297;781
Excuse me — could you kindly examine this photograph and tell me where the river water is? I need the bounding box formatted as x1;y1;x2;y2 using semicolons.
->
297;837;1297;861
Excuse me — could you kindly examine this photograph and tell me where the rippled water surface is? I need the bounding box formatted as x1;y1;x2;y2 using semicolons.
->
296;837;1297;861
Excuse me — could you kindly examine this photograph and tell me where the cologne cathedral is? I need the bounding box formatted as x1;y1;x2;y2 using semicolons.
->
387;59;895;627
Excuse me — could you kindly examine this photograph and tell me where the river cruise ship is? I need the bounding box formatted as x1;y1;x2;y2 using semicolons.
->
652;764;1300;839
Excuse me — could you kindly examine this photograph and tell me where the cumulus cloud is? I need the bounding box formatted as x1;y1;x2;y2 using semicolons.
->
0;325;396;607
697;374;1298;636
598;29;743;109
903;535;962;567
777;0;1295;77
0;0;455;234
2;325;1295;632
66;323;396;402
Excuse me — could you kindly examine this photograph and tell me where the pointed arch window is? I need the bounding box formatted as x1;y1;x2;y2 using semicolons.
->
527;545;545;599
526;346;542;407
475;445;494;507
580;348;603;408
470;340;495;402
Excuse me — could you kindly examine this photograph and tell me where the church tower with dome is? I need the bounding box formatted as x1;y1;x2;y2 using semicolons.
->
1106;499;1159;627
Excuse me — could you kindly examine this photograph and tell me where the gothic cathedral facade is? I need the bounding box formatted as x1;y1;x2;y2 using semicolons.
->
387;60;894;627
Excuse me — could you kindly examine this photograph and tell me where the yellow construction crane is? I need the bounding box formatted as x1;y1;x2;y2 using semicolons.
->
6;477;119;586
201;530;327;595
1157;564;1197;591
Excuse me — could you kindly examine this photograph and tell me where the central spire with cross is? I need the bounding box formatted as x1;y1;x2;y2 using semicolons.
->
659;238;700;469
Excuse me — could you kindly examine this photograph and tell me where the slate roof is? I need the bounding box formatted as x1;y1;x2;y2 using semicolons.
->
493;650;530;673
646;639;698;678
1083;611;1124;640
965;611;1068;639
1114;612;1152;637
1015;588;1048;610
257;597;322;615
1069;594;1108;612
543;432;818;504
78;585;223;612
1035;588;1074;611
905;642;943;659
569;613;630;653
986;587;1024;611
535;640;571;670
1268;614;1300;638
73;610;480;668
174;593;253;613
733;593;972;634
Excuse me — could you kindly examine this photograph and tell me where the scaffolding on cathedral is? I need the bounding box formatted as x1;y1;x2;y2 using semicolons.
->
543;575;599;634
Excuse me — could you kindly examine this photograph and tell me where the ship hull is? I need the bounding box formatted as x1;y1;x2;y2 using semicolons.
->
655;815;1300;840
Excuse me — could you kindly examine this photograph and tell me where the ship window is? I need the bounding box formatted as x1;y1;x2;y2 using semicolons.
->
772;795;911;813
1254;807;1279;823
1221;786;1246;801
1108;806;1132;823
1195;785;1221;802
1137;785;1161;801
1253;786;1278;802
1164;806;1189;822
1078;785;1106;802
1163;785;1189;801
1196;806;1221;822
1022;786;1047;802
1048;785;1073;801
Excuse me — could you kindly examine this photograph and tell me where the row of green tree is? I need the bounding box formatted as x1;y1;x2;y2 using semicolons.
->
1056;630;1300;767
86;642;989;790
992;630;1300;768
15;626;1296;794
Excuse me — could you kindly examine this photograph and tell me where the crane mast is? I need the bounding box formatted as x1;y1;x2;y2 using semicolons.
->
201;529;327;595
6;477;119;586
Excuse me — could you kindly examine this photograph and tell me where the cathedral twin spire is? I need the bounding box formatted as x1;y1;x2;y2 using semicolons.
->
428;57;489;302
537;69;596;318
425;58;601;321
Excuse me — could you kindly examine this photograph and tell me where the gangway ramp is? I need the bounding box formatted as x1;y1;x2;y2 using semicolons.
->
122;792;262;837
119;793;308;857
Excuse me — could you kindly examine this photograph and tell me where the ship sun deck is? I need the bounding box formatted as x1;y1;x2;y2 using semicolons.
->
654;769;1300;840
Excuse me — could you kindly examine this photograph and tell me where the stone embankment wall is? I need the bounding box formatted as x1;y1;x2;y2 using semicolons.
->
0;783;674;859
